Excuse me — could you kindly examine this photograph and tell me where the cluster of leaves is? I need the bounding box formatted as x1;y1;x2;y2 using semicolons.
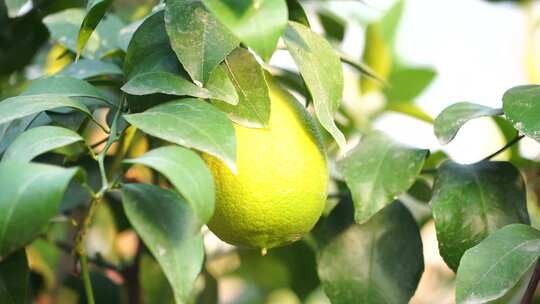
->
1;0;540;304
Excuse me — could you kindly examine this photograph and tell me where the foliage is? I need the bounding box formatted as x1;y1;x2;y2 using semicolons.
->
1;0;540;303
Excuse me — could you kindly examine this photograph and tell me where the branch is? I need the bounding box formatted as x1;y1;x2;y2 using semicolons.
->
482;134;524;162
74;196;101;304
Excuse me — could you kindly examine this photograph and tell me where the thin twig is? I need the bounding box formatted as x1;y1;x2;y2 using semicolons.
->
74;196;101;304
73;96;126;303
275;46;386;85
54;240;122;273
482;134;525;162
521;258;540;304
338;51;388;86
97;97;125;194
90;136;110;148
80;254;95;304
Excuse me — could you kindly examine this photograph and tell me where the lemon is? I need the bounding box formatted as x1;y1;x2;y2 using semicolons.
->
204;83;328;252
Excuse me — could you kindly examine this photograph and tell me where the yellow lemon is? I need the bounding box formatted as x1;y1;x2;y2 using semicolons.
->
204;83;328;252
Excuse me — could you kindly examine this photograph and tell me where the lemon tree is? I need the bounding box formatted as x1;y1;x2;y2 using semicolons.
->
1;0;540;303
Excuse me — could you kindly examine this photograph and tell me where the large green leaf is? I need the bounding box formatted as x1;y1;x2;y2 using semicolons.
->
455;224;540;304
23;76;114;107
165;0;239;84
213;48;271;128
338;131;428;223
124;146;214;228
0;95;91;126
124;11;181;79
431;161;529;271
2;126;84;162
122;183;204;304
124;98;236;171
284;21;346;148
503;85;540;142
202;0;287;60
0;162;77;259
0;249;28;304
434;102;502;145
58;59;122;79
43;8;123;59
121;71;236;104
76;0;113;58
318;202;423;304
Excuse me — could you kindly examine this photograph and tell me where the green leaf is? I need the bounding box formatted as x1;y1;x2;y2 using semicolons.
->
0;162;77;259
118;20;143;52
360;23;391;94
5;0;28;18
122;71;236;104
122;183;204;304
0;95;91;126
338;131;428;223
58;59;123;79
165;0;239;84
2;126;84;162
76;0;113;58
23;76;114;107
431;161;529;271
284;21;346;148
503;85;540;142
268;67;310;98
0;249;28;304
407;178;432;203
0;114;50;154
455;224;540;304
286;0;310;27
206;65;239;105
124;11;181;79
124;146;214;228
124;98;236;171
380;0;405;45
233;241;319;299
318;10;346;42
383;65;436;102
43;8;123;59
434;102;502;145
318;202;423;304
203;0;287;60
140;253;175;304
385;102;434;124
213;48;271;128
